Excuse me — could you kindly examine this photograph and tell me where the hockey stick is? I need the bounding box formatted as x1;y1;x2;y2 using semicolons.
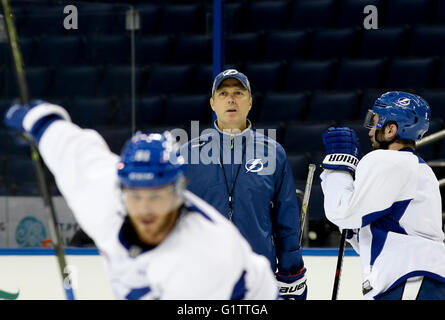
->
331;229;347;300
1;0;75;300
299;164;316;246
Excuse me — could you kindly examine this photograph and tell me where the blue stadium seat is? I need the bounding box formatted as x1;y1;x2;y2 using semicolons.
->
145;65;194;95
137;5;161;35
87;35;131;65
285;60;335;91
307;91;360;122
224;2;246;34
283;123;332;153
434;0;445;25
173;35;212;64
258;93;308;123
137;35;172;65
52;66;100;98
5;66;52;99
158;4;203;34
22;38;37;68
77;5;117;34
226;33;261;64
35;36;84;66
359;89;383;118
251;122;284;144
10;7;26;34
111;7;136;34
21;6;67;36
435;140;445;160
435;59;445;89
242;62;284;93
409;26;445;57
193;64;213;94
247;93;262;122
6;158;36;184
385;0;434;27
416;120;441;161
117;96;165;128
418;90;445;122
5;37;35;67
26;67;53;98
288;153;310;182
0;130;30;157
0;99;9;122
164;95;211;126
359;27;408;59
310;28;358;59
98;128;132;155
385;57;436;89
0;184;7;195
263;31;308;61
192;64;238;94
69;97;115;129
10;182;43;196
0;156;5;181
336;0;385;28
0;43;9;69
98;66;144;97
288;0;335;29
334;59;386;90
245;1;289;32
308;152;327;171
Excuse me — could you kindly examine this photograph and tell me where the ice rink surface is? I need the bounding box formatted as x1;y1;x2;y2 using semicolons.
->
0;248;363;300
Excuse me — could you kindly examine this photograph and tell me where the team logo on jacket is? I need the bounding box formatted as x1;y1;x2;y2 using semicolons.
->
245;159;264;173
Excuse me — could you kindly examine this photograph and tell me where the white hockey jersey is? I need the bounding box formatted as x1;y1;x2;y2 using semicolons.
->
321;148;445;299
38;120;279;300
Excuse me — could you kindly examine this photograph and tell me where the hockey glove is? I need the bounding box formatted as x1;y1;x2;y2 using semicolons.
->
4;100;70;145
276;267;307;300
321;127;361;174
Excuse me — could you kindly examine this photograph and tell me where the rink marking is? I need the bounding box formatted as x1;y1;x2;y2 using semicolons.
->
0;248;358;256
0;248;100;255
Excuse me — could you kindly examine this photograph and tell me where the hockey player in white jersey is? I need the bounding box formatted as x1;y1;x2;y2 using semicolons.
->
3;100;279;300
320;91;445;300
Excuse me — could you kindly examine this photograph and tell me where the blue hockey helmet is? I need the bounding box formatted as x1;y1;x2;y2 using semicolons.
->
117;131;185;189
364;91;431;141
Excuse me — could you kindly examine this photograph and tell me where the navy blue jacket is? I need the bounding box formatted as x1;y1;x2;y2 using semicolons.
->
180;122;304;275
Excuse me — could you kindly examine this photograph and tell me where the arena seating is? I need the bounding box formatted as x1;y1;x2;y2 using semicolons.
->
3;0;445;246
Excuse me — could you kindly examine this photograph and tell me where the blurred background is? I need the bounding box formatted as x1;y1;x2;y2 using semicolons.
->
0;0;444;248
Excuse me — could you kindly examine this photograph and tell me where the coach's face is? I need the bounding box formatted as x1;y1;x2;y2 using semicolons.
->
210;78;252;131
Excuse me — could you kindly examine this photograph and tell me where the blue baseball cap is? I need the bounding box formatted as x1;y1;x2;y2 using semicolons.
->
211;69;251;96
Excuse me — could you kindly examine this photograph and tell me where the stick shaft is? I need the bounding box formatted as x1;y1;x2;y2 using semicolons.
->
332;229;347;300
1;0;74;300
299;164;316;245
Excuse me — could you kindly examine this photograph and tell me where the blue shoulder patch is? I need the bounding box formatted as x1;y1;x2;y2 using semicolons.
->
187;204;214;223
230;270;247;300
126;286;152;300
